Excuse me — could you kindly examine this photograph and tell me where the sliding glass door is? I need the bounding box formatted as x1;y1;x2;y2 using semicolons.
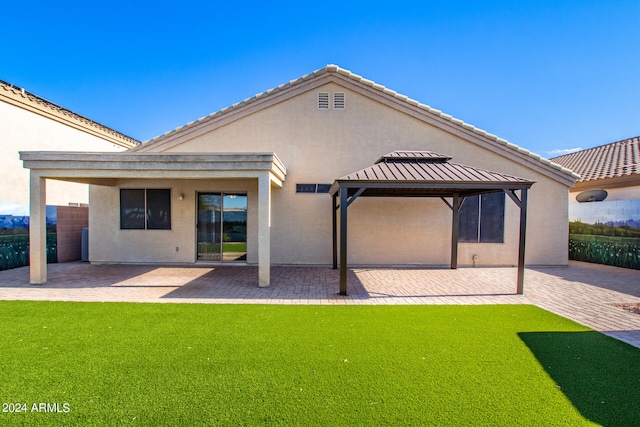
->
197;193;247;262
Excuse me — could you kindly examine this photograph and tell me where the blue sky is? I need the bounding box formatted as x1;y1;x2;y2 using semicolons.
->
3;0;638;157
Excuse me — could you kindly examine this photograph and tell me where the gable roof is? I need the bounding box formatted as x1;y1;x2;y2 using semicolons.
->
550;136;640;182
133;64;577;186
0;79;139;149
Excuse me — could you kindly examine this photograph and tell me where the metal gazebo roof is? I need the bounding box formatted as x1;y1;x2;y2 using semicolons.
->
329;151;534;197
329;151;535;296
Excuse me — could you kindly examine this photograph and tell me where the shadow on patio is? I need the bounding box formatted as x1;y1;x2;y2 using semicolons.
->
0;263;524;302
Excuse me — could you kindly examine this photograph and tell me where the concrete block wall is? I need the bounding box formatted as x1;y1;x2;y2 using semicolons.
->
56;206;88;262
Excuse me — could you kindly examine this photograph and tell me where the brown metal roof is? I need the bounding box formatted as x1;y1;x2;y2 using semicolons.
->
550;136;639;182
330;151;534;198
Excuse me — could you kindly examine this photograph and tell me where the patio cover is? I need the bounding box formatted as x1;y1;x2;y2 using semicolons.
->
20;151;286;287
329;151;535;295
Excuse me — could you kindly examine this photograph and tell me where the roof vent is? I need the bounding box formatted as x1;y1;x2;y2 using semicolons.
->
333;93;345;110
318;92;329;110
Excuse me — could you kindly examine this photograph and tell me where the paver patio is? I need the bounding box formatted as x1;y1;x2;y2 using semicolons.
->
0;261;638;348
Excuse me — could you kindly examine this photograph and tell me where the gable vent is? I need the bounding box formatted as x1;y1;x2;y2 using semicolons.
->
333;92;345;110
318;92;329;110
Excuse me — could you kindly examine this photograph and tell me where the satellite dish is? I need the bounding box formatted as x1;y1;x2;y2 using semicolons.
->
576;189;608;203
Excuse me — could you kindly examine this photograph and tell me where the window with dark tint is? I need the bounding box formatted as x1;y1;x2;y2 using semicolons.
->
120;189;171;230
120;189;145;229
316;184;331;193
296;184;317;193
479;193;505;243
146;189;171;229
296;183;332;194
459;192;505;243
458;195;479;242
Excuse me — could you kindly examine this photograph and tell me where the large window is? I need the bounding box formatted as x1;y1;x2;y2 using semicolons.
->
459;192;505;243
120;189;171;230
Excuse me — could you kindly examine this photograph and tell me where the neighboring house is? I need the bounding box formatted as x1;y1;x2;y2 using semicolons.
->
0;79;138;209
21;65;578;286
551;137;640;269
1;80;138;267
551;137;640;203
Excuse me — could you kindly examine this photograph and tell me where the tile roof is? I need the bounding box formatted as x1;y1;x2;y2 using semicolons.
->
134;65;577;184
0;79;139;148
550;136;640;182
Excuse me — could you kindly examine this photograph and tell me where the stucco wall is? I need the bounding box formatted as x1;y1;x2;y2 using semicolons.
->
0;101;127;207
89;179;258;264
56;206;89;262
90;82;570;266
570;184;640;203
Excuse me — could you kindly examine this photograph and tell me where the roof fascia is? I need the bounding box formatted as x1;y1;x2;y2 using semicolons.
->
1;84;138;149
571;174;640;191
20;151;286;184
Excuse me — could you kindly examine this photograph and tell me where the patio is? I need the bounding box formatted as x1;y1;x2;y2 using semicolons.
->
0;261;638;347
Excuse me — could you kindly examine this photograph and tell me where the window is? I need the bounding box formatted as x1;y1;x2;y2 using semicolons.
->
120;189;171;230
296;183;332;194
459;192;505;243
316;184;331;193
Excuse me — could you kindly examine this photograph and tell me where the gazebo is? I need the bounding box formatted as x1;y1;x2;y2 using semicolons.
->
329;151;535;295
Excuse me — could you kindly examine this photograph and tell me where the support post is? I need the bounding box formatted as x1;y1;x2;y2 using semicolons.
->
257;174;271;287
450;193;460;269
339;187;348;295
516;189;528;295
332;193;338;269
29;172;47;284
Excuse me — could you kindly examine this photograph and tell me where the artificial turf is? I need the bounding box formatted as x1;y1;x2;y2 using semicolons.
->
0;302;638;426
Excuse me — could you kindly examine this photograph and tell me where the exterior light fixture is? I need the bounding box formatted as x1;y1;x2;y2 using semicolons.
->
178;192;185;201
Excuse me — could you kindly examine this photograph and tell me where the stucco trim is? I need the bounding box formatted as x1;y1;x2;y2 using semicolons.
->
20;151;287;185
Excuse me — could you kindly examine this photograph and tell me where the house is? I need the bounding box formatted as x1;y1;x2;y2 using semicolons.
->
1;79;138;265
551;137;640;269
550;137;640;203
21;65;578;288
1;79;138;208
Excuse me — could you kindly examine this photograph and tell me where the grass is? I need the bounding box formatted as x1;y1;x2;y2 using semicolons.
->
0;302;638;426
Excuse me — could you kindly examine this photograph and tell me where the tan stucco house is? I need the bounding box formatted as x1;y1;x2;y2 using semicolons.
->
21;65;578;288
551;137;640;203
1;79;138;209
551;137;640;269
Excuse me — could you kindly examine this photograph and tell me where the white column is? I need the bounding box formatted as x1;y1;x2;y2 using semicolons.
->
257;173;272;287
29;171;47;284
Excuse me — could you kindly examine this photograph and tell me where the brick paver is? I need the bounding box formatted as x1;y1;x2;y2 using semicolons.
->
0;261;638;348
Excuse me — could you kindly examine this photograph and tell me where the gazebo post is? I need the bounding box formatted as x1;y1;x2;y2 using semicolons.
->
450;193;460;269
332;194;338;269
516;189;528;294
339;187;349;295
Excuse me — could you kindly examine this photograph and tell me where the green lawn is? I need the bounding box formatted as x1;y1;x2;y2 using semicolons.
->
0;302;638;426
